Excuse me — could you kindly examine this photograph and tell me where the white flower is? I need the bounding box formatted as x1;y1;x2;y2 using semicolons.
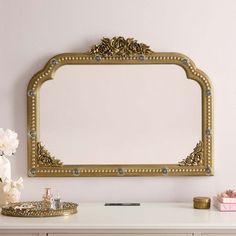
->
0;128;19;157
3;177;24;192
2;178;23;204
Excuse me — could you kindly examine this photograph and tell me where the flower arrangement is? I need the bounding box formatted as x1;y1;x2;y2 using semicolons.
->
0;128;23;205
0;128;19;182
0;177;23;204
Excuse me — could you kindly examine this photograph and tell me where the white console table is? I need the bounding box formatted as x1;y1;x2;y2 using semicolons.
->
1;202;236;236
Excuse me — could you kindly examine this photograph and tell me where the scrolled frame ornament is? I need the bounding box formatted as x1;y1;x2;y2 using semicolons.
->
90;37;153;57
27;36;213;177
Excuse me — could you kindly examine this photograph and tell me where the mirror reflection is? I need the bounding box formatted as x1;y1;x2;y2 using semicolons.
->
40;64;201;165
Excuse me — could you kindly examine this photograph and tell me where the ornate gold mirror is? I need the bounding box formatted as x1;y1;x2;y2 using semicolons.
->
27;37;213;177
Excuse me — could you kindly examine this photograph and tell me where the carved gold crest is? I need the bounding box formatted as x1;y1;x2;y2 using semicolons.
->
90;36;153;57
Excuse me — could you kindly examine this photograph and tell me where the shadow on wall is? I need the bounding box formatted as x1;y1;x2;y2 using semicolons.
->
12;55;55;180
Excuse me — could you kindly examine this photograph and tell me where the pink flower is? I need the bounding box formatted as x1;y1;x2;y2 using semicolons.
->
221;189;236;198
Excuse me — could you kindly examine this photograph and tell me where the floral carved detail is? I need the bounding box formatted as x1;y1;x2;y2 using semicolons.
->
37;142;63;167
90;37;153;57
178;141;203;166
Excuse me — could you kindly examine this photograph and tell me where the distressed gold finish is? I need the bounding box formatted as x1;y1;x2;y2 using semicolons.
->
193;197;211;209
27;36;213;177
90;37;153;57
179;141;203;166
1;201;78;217
37;142;63;167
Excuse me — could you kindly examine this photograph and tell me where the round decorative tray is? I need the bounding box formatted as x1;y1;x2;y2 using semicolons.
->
1;201;78;217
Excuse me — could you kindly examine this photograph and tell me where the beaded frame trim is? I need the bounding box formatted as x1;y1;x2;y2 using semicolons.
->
27;37;213;177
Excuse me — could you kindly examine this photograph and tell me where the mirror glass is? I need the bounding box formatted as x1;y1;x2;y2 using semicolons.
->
40;64;201;165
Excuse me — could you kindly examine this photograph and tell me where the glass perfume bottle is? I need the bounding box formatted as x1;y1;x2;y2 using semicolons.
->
54;192;61;209
42;188;54;209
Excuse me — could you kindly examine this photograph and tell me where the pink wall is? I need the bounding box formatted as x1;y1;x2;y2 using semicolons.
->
1;0;236;202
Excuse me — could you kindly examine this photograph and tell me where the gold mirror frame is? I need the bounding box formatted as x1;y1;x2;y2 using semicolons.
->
27;37;213;177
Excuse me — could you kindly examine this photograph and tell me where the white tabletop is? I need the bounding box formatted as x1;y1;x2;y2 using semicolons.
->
0;202;236;230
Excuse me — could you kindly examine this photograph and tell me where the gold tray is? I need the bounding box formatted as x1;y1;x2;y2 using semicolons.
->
1;201;78;217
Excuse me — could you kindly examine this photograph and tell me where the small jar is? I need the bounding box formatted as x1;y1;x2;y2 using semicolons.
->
193;197;211;209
